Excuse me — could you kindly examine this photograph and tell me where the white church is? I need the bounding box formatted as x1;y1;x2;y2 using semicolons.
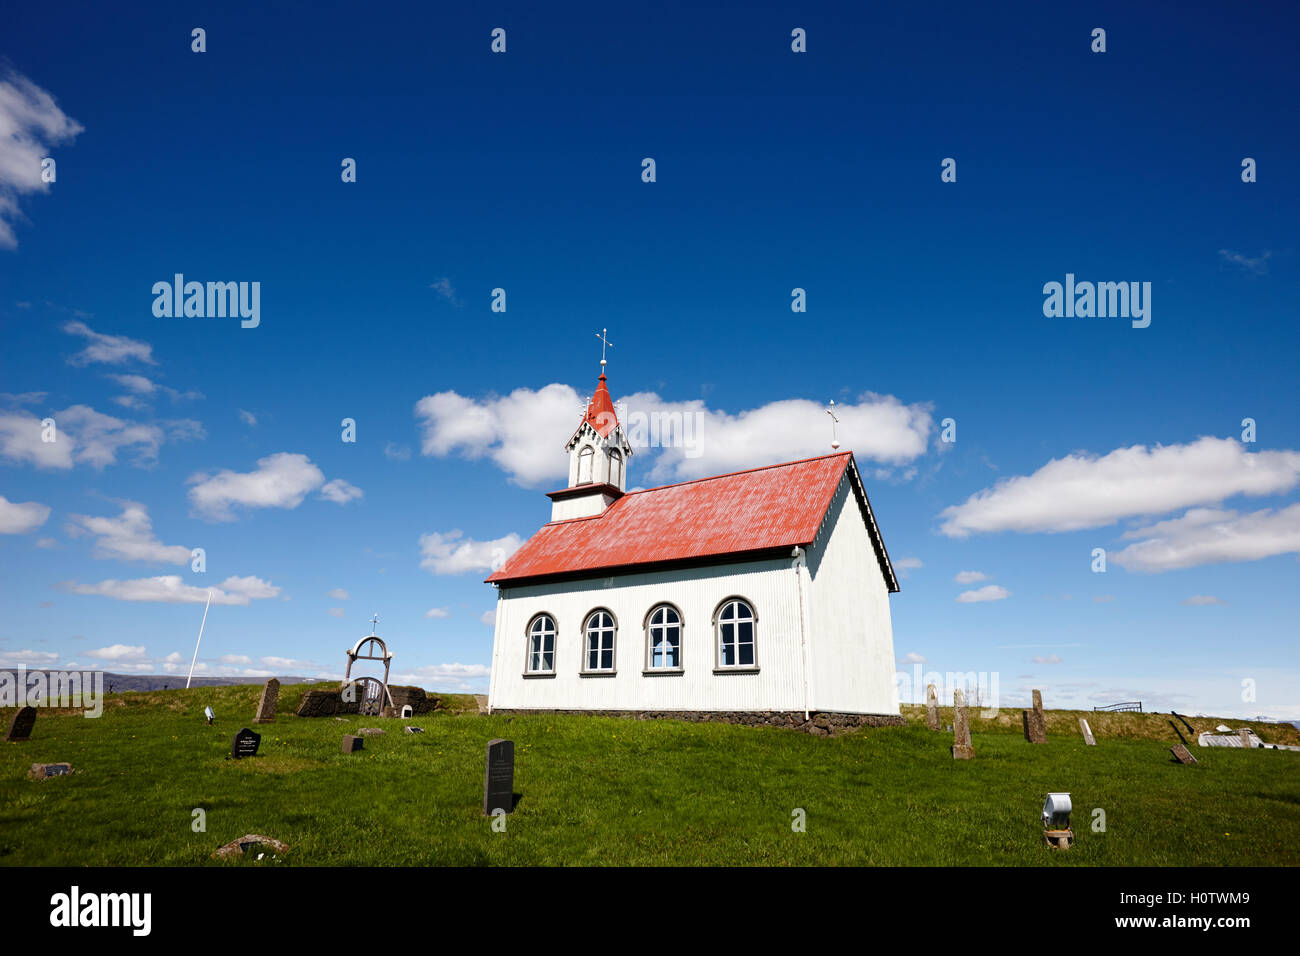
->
485;365;903;729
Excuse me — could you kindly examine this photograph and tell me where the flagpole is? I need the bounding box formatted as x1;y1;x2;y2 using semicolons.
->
186;589;213;689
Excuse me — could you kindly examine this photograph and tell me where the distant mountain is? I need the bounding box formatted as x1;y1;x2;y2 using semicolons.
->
19;671;321;693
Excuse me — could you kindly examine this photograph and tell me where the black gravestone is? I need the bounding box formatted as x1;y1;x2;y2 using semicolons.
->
7;706;36;742
231;727;261;759
483;738;514;815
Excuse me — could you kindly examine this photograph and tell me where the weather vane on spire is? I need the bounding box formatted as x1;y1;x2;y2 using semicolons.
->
826;400;840;450
595;328;613;375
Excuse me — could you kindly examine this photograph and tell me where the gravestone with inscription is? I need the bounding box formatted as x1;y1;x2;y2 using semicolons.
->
254;678;280;724
1238;728;1253;748
231;727;261;760
1079;717;1097;746
925;683;940;731
1170;743;1197;765
951;691;974;760
483;738;515;814
6;706;36;742
29;762;72;779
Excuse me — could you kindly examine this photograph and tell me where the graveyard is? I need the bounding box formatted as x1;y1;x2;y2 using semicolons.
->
2;682;1298;867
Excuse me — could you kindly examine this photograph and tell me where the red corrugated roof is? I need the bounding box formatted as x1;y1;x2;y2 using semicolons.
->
487;452;897;588
582;374;619;438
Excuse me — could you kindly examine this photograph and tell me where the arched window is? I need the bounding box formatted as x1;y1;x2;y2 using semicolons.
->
583;609;616;672
715;598;756;668
525;614;556;674
645;604;682;671
609;449;622;487
577;446;594;484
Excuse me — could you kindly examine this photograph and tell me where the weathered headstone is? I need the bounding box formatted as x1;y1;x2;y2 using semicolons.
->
951;691;973;760
358;727;384;735
1170;743;1197;765
29;762;72;779
1079;717;1096;746
483;738;515;813
1238;728;1253;749
6;706;36;742
1022;709;1047;744
342;735;363;753
1023;689;1047;743
401;704;414;719
231;727;261;759
404;725;424;734
254;678;279;724
925;683;940;731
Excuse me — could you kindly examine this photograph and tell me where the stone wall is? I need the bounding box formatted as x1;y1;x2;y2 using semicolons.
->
295;685;440;718
490;708;905;736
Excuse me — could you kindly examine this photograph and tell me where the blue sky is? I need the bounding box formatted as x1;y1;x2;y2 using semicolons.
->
2;2;1297;717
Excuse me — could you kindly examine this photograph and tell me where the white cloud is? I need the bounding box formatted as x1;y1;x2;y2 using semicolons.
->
104;372;200;405
187;452;360;520
67;502;190;564
481;609;496;626
1032;654;1063;665
894;557;922;577
327;607;346;618
0;405;196;470
899;651;927;665
419;530;523;576
327;588;349;600
61;574;280;605
62;321;154;366
86;643;147;661
319;478;363;504
391;662;491;691
384;442;411;461
0;494;50;533
0;648;60;667
238;409;257;426
0;71;84;249
415;385;933;488
940;438;1300;537
1113;504;1300;573
956;584;1010;603
1182;595;1229;606
954;570;988;584
424;607;450;619
1218;248;1271;275
428;277;461;307
219;654;252;665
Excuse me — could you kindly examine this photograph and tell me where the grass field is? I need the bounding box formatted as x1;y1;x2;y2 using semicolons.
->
3;683;1298;866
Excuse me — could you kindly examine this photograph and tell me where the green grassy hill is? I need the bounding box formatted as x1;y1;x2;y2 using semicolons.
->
3;684;1298;866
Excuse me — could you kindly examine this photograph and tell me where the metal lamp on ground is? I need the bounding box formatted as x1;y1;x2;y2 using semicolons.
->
1042;792;1073;849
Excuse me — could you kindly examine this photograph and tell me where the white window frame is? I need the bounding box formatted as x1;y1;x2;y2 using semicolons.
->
577;446;594;484
524;613;558;676
644;603;684;673
714;597;758;671
581;608;617;674
609;448;622;487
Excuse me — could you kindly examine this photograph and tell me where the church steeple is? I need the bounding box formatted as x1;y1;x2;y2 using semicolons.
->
548;334;633;521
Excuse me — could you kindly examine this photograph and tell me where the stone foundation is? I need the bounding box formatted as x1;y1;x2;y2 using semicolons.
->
295;685;440;718
489;708;905;736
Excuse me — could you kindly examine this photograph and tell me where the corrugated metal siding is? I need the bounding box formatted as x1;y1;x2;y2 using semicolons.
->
487;454;852;583
805;474;899;714
488;557;807;712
